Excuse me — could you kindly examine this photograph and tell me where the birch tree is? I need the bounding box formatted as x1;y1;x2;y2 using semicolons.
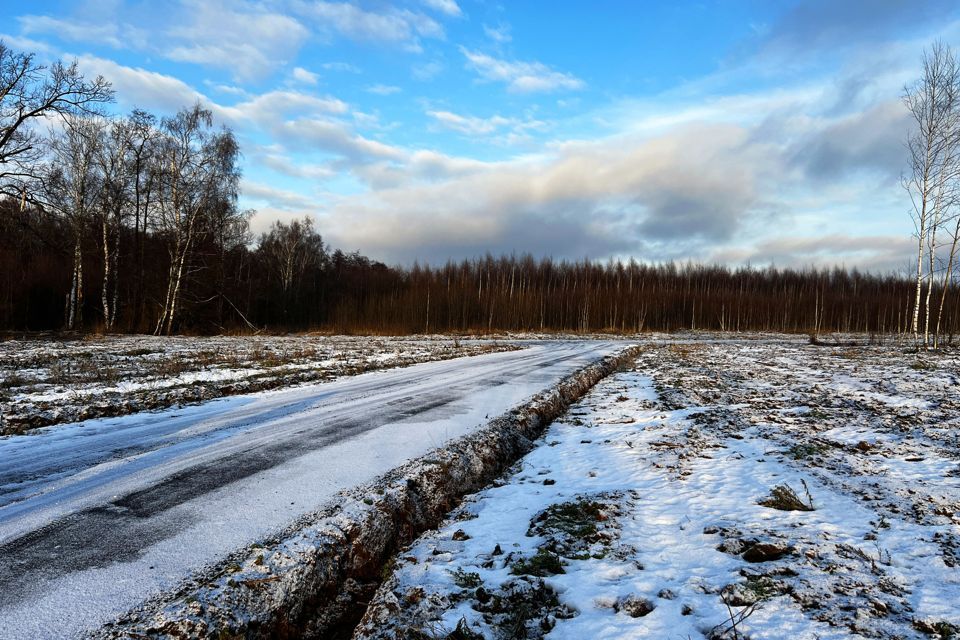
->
903;41;960;347
95;118;135;329
153;104;240;335
43;117;104;329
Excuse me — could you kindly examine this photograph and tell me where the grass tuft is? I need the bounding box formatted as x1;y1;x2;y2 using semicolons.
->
758;482;815;511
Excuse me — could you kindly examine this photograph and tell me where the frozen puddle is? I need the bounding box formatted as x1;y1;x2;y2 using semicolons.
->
357;364;960;639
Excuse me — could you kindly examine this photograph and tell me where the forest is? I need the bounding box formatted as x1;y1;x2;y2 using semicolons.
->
1;41;957;340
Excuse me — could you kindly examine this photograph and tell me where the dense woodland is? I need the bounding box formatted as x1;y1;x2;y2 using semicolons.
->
3;200;956;337
1;42;959;339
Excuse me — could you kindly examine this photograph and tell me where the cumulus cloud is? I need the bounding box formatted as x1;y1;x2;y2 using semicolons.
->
461;48;584;93
296;1;444;52
352;150;493;189
217;90;348;124
320;120;780;263
75;54;202;112
318;61;917;268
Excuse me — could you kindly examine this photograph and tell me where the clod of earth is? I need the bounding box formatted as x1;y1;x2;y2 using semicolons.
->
742;541;795;563
614;595;656;618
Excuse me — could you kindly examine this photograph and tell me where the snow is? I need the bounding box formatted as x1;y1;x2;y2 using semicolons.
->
0;340;626;639
359;339;960;639
0;334;517;432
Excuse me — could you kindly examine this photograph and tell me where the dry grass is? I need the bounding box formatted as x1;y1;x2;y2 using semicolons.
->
758;482;815;511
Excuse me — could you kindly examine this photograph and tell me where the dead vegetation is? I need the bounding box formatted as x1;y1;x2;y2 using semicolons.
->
757;482;815;512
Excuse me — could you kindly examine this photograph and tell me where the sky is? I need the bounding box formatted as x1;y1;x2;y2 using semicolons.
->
3;0;960;271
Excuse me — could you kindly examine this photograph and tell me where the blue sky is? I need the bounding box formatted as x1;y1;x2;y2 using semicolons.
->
3;0;959;269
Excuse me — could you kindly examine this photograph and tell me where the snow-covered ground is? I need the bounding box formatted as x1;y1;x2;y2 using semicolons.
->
0;340;627;640
357;338;960;639
0;334;515;433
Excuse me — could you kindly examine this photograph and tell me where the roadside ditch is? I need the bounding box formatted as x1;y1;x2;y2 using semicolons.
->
93;343;643;640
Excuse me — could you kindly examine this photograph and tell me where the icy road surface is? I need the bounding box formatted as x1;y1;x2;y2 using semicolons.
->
0;340;625;639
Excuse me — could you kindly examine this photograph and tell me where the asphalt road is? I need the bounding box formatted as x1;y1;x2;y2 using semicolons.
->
0;340;624;639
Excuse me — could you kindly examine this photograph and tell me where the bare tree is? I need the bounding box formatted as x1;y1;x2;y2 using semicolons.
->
125;109;159;328
258;217;325;321
43;117;105;329
0;42;112;195
153;103;240;335
95;118;136;330
904;41;960;348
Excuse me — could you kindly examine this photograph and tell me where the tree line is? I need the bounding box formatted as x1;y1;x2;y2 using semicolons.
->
1;41;958;339
4;202;955;337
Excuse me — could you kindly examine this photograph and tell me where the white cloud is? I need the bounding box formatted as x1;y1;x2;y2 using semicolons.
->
366;84;402;95
276;118;406;161
218;90;348;123
241;179;320;211
461;48;584;93
259;153;335;181
165;0;309;81
75;54;203;112
427;110;511;135
421;0;462;17
322;122;771;261
412;59;444;81
0;31;56;54
17;14;140;49
205;81;250;97
321;61;361;73
19;2;307;82
297;1;444;52
708;234;913;271
291;66;320;85
483;23;511;43
426;109;546;138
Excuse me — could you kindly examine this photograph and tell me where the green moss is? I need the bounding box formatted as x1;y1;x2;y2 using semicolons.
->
786;443;827;459
511;549;565;577
448;568;482;589
532;498;605;541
